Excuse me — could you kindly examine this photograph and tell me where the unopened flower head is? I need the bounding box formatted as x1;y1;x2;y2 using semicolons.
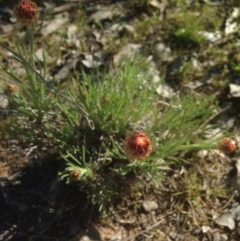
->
123;132;152;160
13;0;39;25
69;170;80;182
219;137;236;154
6;83;19;95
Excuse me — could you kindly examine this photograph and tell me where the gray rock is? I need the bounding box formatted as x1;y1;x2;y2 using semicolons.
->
143;200;158;212
198;31;221;43
0;93;9;109
229;83;240;97
81;52;105;68
88;10;112;23
214;203;240;230
113;43;142;66
110;230;122;241
156;84;174;98
213;233;228;241
225;8;240;36
80;225;102;241
155;43;171;61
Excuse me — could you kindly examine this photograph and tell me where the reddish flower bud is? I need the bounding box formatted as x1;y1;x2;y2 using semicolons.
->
13;0;39;25
69;170;80;182
123;132;152;160
219;137;236;154
6;83;19;95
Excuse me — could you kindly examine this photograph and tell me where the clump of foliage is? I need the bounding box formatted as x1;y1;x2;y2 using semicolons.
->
0;0;221;214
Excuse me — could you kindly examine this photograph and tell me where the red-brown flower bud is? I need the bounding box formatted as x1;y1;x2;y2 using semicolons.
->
69;170;80;182
6;83;19;95
219;137;236;154
123;132;152;160
13;0;39;25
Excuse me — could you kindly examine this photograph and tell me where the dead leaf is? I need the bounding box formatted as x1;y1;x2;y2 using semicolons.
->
41;13;69;36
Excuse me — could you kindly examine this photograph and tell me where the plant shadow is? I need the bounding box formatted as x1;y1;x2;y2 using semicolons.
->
0;155;99;241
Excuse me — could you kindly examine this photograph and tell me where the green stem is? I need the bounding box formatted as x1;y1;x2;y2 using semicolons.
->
27;26;37;90
28;26;34;69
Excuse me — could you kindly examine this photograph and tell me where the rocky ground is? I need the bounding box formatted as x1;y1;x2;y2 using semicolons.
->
1;0;240;241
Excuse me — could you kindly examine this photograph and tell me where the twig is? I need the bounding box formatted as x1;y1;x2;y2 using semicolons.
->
196;106;230;133
25;145;38;158
222;191;236;210
157;100;182;110
126;219;165;241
